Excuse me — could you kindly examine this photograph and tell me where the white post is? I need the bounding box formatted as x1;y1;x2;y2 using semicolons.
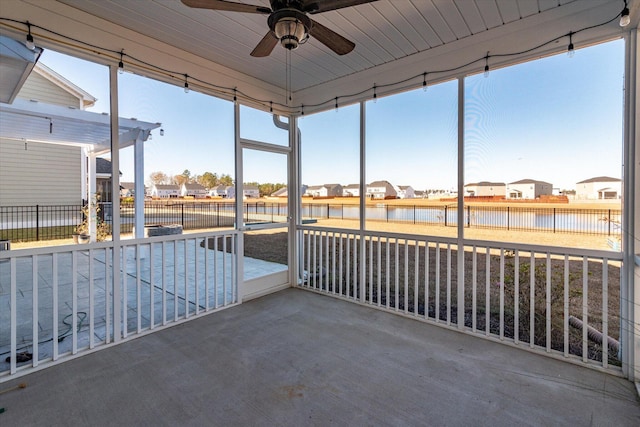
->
134;133;145;238
359;101;366;303
457;77;465;330
623;28;639;382
110;64;122;342
234;101;244;303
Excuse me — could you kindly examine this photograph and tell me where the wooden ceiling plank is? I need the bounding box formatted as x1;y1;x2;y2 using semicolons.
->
454;0;488;34
433;0;471;39
475;0;504;29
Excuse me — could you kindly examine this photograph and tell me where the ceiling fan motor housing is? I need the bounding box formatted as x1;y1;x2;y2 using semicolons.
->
269;9;312;50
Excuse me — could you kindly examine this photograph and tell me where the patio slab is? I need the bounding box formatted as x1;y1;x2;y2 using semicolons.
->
0;288;638;426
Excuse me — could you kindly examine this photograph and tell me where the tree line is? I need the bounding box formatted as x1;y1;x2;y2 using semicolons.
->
148;170;285;197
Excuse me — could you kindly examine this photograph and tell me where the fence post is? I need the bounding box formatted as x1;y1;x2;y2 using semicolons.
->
608;209;611;236
341;204;344;220
467;205;471;227
413;205;416;224
181;204;184;227
386;204;389;222
36;204;40;241
327;203;329;219
553;208;556;234
507;206;509;231
444;206;448;227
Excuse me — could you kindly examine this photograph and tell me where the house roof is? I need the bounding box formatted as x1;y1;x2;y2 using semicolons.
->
183;183;206;190
508;179;552;186
368;180;393;188
95;157;123;176
154;184;179;190
344;184;359;189
120;182;135;189
271;187;287;197
398;185;413;190
244;185;259;191
576;176;621;184
465;182;505;187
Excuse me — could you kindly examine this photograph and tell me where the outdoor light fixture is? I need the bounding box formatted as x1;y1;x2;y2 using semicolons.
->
567;32;575;58
184;74;189;93
118;50;124;74
620;1;630;27
25;22;35;50
160;128;164;136
484;53;490;78
423;73;428;92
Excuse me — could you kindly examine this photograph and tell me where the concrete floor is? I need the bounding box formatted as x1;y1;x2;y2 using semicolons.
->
0;288;638;426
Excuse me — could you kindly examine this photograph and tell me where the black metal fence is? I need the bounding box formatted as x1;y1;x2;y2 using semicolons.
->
0;201;622;243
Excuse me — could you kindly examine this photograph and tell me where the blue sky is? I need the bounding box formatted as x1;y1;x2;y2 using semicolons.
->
39;38;624;191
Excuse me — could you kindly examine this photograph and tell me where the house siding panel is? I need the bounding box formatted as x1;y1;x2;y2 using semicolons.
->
17;72;80;108
0;139;81;205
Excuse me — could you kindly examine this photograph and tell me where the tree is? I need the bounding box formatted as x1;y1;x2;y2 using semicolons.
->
148;171;169;185
219;174;234;186
199;171;219;189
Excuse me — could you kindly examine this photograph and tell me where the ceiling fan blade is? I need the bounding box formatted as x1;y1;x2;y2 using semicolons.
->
301;0;378;14
250;31;279;57
308;19;355;55
181;0;271;14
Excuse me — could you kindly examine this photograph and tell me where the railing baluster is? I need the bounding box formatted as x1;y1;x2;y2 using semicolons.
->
499;249;504;340
10;258;17;374
377;238;381;307
602;258;609;368
184;239;189;319
52;253;59;360
514;250;519;344
563;255;569;357
162;241;167;326
529;253;535;348
414;240;419;316
472;246;477;332
150;244;155;329
425;243;429;320
136;244;142;333
338;233;343;296
394;238;399;311
436;243;441;323
582;256;588;363
385;239;390;310
32;254;39;366
72;250;78;354
404;240;409;314
546;252;551;352
194;239;199;315
485;247;490;336
446;244;451;325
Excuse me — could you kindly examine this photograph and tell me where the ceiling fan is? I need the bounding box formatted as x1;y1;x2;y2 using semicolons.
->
181;0;378;57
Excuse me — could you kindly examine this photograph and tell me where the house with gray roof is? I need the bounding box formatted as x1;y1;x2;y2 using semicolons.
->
367;181;397;199
506;179;553;199
576;176;621;200
342;184;360;197
181;182;208;198
464;181;506;197
151;184;180;198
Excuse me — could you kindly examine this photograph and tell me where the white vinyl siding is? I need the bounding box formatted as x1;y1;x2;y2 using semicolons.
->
0;139;81;205
17;72;80;108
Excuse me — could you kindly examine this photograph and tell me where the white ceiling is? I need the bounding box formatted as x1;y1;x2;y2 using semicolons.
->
1;0;636;114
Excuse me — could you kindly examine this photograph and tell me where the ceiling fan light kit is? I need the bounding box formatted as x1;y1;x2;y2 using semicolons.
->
182;0;378;56
271;10;311;50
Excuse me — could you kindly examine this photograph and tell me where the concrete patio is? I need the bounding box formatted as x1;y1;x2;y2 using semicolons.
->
0;288;638;426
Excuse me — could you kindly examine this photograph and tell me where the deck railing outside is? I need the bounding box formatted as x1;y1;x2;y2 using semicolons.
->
298;225;624;372
0;202;621;243
0;230;239;381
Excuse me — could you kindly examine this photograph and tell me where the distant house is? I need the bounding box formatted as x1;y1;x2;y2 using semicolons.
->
151;184;180;198
367;181;397;199
414;190;426;198
506;179;553;199
342;184;360;197
396;185;415;199
575;176;621;200
272;185;306;197
120;182;135;198
305;184;343;197
464;182;506;197
181;182;207;198
243;185;260;198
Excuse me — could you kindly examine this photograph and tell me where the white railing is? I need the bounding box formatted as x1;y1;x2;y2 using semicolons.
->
298;225;624;372
0;230;239;381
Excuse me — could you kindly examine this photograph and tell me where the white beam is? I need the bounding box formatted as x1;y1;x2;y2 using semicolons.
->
134;132;145;238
